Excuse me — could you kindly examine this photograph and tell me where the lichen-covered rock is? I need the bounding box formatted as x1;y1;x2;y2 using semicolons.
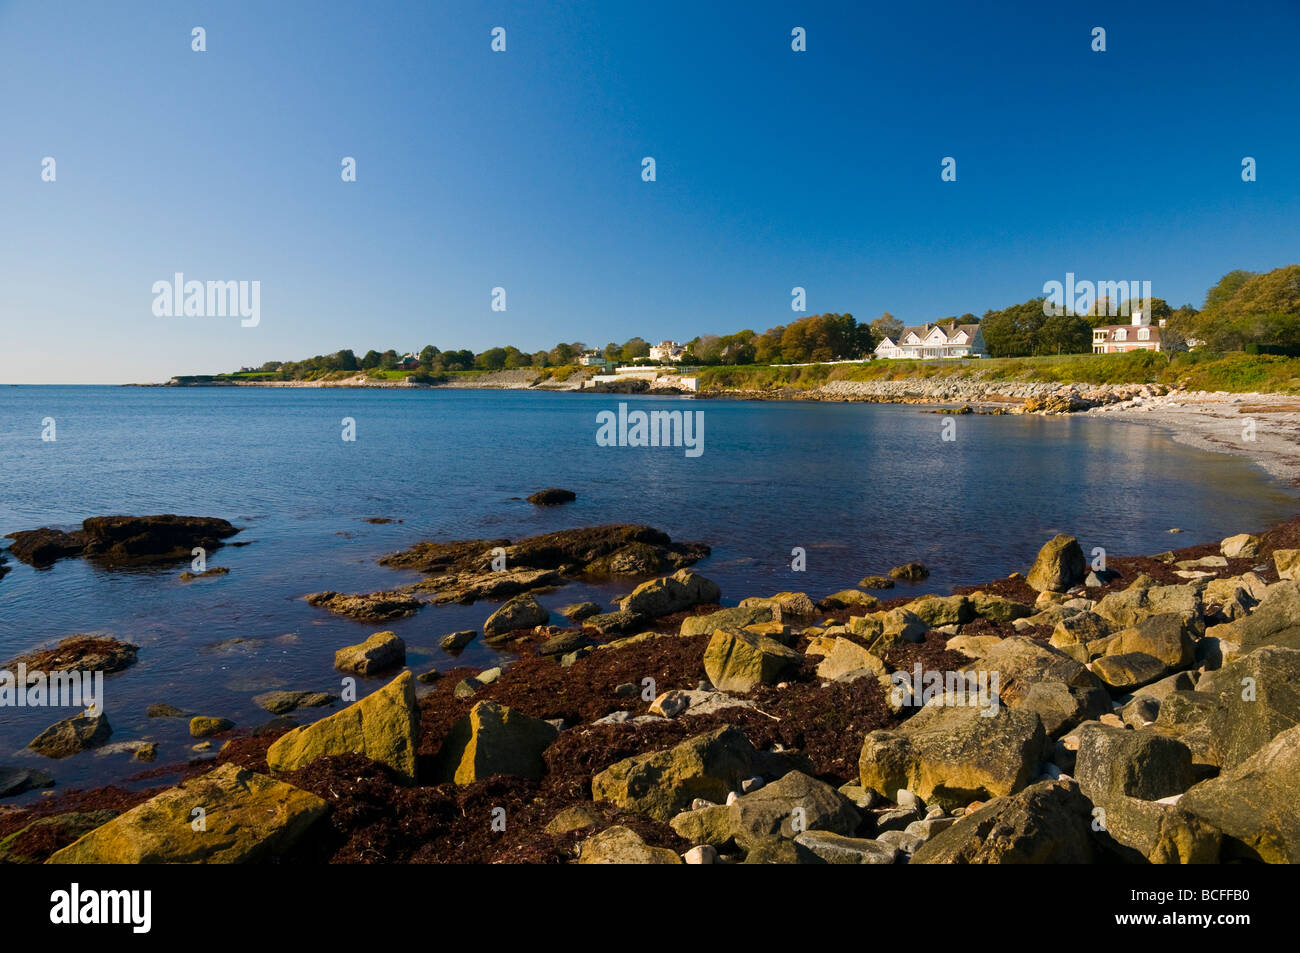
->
431;700;559;784
1091;652;1170;692
189;716;234;738
306;589;422;623
910;779;1096;863
591;726;757;821
483;594;549;637
1274;549;1300;581
726;771;861;847
1106;613;1195;670
619;569;721;619
1220;534;1261;559
703;626;801;692
1178;723;1300;863
738;592;817;622
47;764;326;863
1074;722;1195;802
576;826;683;864
267;671;420;783
333;631;406;675
816;637;888;681
1196;646;1300;770
680;605;773;637
1026;535;1086;592
28;713;112;759
858;703;1046;811
906;595;974;627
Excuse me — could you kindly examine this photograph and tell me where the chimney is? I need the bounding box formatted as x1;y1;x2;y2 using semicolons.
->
1131;310;1148;327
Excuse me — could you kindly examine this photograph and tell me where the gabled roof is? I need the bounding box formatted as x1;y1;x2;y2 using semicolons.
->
898;323;982;345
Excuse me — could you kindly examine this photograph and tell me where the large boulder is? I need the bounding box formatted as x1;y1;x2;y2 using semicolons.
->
969;591;1034;622
1091;652;1171;693
793;831;900;865
1091;794;1222;864
961;636;1108;736
1220;534;1261;559
1178;723;1300;863
858;702;1046;811
619;569;721;619
28;713;112;759
47;763;326;863
576;826;682;864
1074;722;1195;803
1274;549;1300;581
484;594;550;636
431;700;559;784
333;631;405;676
680;605;773;636
910;779;1096;864
1026;535;1087;593
703;626;801;692
1105;613;1195;670
1197;646;1300;769
1224;580;1300;652
816;637;888;681
726;771;862;846
591;726;757;821
267;671;420;783
1094;582;1201;630
848;608;928;654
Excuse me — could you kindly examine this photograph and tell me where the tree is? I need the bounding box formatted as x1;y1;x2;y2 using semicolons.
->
549;342;574;365
360;350;382;369
1036;313;1092;355
980;298;1049;357
419;345;440;367
336;349;359;371
869;312;904;343
379;349;399;370
476;347;507;371
1192;266;1300;351
620;337;650;362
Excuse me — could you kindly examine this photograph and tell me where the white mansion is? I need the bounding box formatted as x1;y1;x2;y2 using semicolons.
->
874;323;987;360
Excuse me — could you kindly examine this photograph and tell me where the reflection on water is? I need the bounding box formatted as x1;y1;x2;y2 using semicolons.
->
0;386;1295;794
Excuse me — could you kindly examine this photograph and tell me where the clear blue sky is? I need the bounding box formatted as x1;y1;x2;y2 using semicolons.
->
2;0;1298;383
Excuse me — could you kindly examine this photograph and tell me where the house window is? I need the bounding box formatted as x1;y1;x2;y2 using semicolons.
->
1138;328;1149;340
1115;328;1126;341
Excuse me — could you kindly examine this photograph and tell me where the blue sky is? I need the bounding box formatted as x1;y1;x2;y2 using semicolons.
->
2;0;1298;383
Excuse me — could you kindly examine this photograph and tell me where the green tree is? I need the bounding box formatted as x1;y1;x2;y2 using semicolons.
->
360;349;382;369
620;337;650;362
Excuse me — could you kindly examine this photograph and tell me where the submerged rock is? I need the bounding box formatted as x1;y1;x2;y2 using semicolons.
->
484;594;549;637
253;690;336;714
5;635;138;675
0;765;55;798
526;488;576;506
7;515;239;567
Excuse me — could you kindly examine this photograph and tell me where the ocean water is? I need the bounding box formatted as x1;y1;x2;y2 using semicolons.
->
1;385;1296;794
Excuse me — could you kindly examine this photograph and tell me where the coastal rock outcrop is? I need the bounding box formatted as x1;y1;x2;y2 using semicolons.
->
306;590;422;623
334;631;406;675
618;569;720;618
6;515;239;567
28;712;112;759
484;594;550;637
703;625;801;692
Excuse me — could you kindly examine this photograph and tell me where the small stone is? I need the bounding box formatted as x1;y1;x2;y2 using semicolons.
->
741;776;765;794
439;630;477;652
684;844;718;864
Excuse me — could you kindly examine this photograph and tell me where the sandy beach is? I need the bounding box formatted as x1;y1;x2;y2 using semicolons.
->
1086;390;1300;485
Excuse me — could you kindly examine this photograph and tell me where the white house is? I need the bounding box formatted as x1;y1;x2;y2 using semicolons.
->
1092;311;1166;354
649;340;686;362
875;323;987;360
579;351;607;366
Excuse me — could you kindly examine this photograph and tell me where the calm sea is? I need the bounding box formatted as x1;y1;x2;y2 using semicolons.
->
1;386;1296;793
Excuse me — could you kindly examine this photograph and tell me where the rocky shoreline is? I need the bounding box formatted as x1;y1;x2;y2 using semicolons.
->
3;515;1300;864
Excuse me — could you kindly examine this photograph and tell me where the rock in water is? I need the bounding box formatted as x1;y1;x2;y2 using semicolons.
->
525;488;576;506
483;594;549;636
28;713;112;759
619;569;721;618
47;763;327;863
430;700;559;784
333;631;406;675
1026;534;1086;592
0;766;55;798
267;671;420;783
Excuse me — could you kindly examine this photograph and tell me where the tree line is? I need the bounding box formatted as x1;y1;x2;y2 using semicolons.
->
238;265;1300;378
